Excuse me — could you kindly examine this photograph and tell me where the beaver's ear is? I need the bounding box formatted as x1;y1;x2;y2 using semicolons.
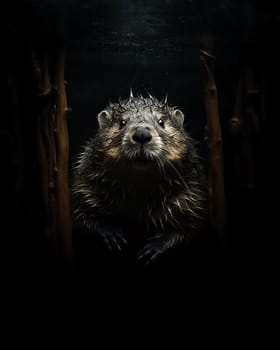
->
97;110;112;129
171;109;184;129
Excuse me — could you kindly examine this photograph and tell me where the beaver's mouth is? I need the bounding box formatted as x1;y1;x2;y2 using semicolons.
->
134;150;148;162
129;150;155;169
134;149;154;162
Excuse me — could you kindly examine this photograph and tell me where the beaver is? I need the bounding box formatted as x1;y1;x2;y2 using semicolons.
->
72;91;207;265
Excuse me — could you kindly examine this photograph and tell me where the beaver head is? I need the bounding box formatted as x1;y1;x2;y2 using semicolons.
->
96;93;188;169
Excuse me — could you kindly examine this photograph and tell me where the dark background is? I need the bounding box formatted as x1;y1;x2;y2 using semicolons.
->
66;0;257;157
64;0;279;275
3;0;279;285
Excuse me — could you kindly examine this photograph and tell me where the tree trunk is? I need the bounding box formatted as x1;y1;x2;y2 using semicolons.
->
54;47;73;264
229;68;260;190
200;38;226;239
243;68;260;190
34;49;72;267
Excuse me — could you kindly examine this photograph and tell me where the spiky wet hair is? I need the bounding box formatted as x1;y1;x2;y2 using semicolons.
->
110;92;169;115
109;93;171;116
97;91;185;132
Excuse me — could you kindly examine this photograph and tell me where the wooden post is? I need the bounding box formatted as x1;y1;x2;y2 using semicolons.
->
228;67;260;190
33;53;58;258
200;36;226;239
243;68;260;190
228;76;244;182
33;49;72;266
54;46;73;264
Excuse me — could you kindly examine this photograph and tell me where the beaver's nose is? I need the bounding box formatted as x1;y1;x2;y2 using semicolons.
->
132;128;152;145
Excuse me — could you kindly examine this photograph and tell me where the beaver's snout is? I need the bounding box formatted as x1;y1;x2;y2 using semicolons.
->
132;127;152;146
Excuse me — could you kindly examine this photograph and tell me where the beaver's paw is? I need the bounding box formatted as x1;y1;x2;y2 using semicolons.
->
136;236;168;265
94;221;127;252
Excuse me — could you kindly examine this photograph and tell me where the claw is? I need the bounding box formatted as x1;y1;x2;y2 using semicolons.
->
137;235;175;265
137;245;161;265
120;235;127;245
115;231;127;246
110;235;122;251
102;235;113;251
94;221;126;252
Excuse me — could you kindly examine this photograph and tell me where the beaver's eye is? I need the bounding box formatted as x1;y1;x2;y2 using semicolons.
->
120;120;127;129
158;119;165;128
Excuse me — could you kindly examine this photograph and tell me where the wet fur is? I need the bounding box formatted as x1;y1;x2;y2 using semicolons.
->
72;94;207;265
